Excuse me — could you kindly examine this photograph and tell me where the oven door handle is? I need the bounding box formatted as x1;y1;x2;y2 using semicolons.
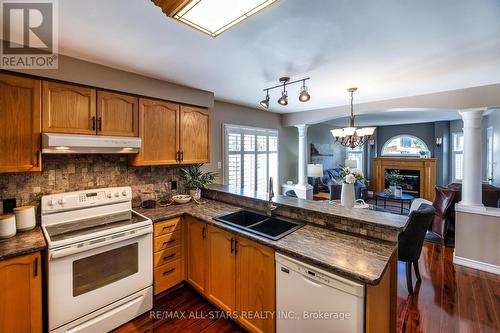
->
49;226;153;260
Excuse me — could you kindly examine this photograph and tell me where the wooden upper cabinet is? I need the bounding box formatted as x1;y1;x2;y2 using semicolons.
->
0;252;42;333
42;81;96;134
0;73;41;173
186;217;207;294
236;237;276;333
129;98;179;166
179;105;210;164
206;225;236;312
97;91;138;137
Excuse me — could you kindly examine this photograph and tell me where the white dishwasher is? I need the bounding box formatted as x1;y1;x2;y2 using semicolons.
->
276;253;365;333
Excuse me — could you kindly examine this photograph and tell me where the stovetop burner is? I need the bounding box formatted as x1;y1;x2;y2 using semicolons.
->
45;210;149;242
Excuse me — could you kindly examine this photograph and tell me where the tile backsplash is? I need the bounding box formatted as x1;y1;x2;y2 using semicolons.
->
0;155;184;218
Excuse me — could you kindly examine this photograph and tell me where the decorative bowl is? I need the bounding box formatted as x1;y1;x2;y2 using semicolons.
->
172;195;192;204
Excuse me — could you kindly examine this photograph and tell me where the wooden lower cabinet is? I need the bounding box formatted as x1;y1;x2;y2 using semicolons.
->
206;225;236;312
186;217;207;294
153;218;183;295
0;252;42;333
235;236;276;333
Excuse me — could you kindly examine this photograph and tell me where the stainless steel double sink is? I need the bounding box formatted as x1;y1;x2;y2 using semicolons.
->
213;210;304;240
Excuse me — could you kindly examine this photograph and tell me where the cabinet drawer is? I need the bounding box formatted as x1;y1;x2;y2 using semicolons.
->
153;246;182;268
154;218;182;237
154;231;182;252
154;259;182;295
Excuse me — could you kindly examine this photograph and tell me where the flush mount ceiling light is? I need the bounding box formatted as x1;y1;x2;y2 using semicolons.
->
260;76;311;109
152;0;278;37
330;88;376;149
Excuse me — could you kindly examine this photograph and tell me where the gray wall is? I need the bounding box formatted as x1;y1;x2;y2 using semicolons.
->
10;54;214;108
375;122;436;157
307;123;347;170
434;121;450;186
208;101;299;189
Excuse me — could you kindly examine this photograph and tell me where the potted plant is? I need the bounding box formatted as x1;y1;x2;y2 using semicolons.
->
385;170;403;195
180;164;217;200
418;150;428;159
335;167;365;208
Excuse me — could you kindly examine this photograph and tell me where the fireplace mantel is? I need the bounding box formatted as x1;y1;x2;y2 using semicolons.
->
372;157;437;201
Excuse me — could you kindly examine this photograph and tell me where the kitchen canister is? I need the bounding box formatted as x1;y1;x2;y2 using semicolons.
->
14;205;36;231
0;214;17;239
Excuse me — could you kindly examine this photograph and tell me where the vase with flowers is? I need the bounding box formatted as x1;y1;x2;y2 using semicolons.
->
335;167;365;208
385;170;403;195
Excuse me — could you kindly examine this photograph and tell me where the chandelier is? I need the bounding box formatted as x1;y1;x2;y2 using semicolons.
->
330;88;376;149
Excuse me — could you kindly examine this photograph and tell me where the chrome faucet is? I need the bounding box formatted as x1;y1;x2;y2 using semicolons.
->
266;177;277;216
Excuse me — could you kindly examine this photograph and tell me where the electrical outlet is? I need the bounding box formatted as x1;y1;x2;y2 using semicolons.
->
217;161;222;169
171;180;177;191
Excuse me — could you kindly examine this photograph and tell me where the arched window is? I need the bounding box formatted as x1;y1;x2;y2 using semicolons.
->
381;135;430;156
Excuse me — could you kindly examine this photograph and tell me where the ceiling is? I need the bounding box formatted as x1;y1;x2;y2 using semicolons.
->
58;0;500;113
325;109;462;127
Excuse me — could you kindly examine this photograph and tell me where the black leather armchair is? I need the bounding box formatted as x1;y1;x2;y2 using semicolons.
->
398;203;435;295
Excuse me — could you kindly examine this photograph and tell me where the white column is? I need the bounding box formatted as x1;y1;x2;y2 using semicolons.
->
294;124;313;200
458;109;485;209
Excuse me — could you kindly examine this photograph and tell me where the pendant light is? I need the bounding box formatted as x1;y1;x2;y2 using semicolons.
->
330;88;376;149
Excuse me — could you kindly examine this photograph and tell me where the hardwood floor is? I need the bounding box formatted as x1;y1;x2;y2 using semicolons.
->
114;241;499;333
399;242;500;333
113;285;245;333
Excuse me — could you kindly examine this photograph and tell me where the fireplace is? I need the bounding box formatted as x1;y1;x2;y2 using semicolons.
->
384;169;420;197
372;157;436;200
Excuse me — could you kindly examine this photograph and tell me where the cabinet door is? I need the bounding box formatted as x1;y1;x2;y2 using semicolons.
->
129;98;179;166
42;81;96;134
206;225;236;312
236;237;276;333
97;91;138;137
179;105;210;163
0;252;42;333
186;217;207;294
0;73;41;173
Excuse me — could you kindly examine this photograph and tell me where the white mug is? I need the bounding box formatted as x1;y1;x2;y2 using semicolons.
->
0;214;16;239
14;206;36;231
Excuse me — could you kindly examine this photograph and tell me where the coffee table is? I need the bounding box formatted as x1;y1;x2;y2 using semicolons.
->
374;192;414;215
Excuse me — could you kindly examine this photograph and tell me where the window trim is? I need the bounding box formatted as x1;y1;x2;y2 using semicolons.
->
222;124;279;193
381;134;430;157
451;131;464;182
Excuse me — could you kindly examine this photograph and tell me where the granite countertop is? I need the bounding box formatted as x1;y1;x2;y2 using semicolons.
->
136;199;396;285
206;184;408;231
0;227;46;261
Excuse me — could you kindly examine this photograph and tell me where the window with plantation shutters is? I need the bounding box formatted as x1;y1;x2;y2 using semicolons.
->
223;124;278;193
452;132;464;181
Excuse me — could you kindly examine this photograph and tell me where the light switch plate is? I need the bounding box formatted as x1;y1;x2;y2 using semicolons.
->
217;161;222;169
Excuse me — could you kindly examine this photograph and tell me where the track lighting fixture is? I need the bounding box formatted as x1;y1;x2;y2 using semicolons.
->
260;89;270;109
260;76;311;109
298;79;310;102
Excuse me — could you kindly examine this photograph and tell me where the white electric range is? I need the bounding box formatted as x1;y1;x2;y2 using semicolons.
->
41;186;153;333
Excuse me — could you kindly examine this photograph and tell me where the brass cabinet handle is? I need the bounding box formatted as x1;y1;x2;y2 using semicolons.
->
180;151;184;162
163;253;175;260
202;225;206;240
234;239;238;255
98;117;102;131
230;238;235;254
91;116;96;130
162;225;174;231
163;268;175;276
175;151;180;162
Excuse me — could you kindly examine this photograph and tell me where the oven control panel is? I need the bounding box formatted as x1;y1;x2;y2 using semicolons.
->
41;187;133;213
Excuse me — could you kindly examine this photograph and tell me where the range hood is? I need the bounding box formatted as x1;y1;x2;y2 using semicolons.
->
42;133;142;154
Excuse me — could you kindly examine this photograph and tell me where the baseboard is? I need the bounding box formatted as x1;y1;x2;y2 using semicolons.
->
453;251;500;275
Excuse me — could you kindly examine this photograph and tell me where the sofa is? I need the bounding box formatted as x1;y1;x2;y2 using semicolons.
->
319;168;367;201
